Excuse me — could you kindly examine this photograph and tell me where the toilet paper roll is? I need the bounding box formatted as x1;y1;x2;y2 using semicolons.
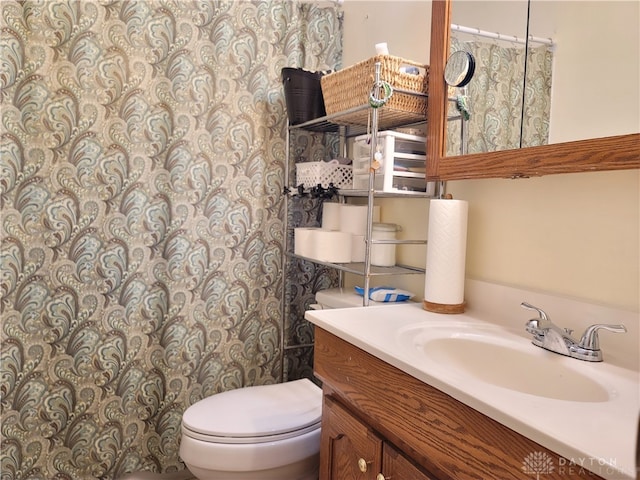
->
423;199;468;314
322;202;341;230
351;234;366;262
339;205;367;235
294;228;319;258
339;205;381;235
310;230;352;263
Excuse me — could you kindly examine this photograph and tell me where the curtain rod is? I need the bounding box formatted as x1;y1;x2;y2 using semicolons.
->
451;23;554;47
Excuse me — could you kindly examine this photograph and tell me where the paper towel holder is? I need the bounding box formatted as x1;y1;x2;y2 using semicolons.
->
423;299;466;314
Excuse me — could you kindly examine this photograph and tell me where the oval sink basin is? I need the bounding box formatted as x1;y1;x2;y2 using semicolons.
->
398;326;612;403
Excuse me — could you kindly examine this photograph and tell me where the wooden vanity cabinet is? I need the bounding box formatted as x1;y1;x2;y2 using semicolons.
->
314;327;605;480
382;442;434;480
321;394;434;480
320;395;382;479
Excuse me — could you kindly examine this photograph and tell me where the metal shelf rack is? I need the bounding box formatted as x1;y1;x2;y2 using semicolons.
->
283;62;438;308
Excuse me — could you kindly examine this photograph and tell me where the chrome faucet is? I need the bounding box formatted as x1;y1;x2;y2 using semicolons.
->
521;302;627;362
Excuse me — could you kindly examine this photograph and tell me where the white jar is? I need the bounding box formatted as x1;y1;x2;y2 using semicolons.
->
370;223;398;267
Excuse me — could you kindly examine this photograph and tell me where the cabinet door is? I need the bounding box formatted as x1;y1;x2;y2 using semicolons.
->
382;443;437;480
320;396;383;480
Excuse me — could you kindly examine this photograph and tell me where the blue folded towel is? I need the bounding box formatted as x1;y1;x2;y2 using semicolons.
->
354;286;414;302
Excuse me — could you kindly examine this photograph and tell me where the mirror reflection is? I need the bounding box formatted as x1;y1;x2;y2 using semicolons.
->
445;0;639;157
446;1;550;156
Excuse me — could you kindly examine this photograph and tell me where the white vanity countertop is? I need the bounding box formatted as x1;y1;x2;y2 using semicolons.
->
306;301;639;480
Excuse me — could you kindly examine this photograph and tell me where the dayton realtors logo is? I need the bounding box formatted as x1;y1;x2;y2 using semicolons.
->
522;452;555;479
522;452;620;478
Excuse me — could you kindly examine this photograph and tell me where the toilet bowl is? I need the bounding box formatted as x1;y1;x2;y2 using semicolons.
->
180;378;322;480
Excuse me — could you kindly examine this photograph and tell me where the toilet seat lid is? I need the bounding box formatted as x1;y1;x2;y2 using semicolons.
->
182;379;322;442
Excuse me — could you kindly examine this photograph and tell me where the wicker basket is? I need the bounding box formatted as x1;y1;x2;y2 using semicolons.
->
296;162;353;190
321;55;429;127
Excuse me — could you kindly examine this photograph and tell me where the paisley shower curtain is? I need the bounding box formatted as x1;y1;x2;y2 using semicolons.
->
446;37;552;155
0;1;342;478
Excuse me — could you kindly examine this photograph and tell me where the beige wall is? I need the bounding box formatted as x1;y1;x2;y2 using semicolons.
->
341;0;640;312
341;1;432;66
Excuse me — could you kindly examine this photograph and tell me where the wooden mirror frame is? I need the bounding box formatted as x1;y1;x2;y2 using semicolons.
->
426;0;640;181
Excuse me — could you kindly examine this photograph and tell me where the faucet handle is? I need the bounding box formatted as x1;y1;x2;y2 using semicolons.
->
578;324;627;350
520;302;550;322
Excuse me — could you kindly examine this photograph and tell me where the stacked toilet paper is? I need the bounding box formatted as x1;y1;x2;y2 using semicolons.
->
294;203;380;263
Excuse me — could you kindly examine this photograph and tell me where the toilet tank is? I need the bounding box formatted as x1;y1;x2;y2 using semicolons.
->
312;287;383;309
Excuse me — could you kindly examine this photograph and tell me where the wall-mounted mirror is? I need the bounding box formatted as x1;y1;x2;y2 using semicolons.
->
443;0;639;158
440;0;640;159
427;0;639;180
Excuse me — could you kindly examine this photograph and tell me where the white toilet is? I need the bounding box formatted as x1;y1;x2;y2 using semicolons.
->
180;378;322;480
312;287;394;309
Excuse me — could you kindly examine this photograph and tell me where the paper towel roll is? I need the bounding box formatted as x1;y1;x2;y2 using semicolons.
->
423;199;468;314
311;230;352;263
339;205;380;235
322;202;341;230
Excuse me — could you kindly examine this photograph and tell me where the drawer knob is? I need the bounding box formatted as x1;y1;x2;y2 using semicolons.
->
376;474;389;480
358;458;371;473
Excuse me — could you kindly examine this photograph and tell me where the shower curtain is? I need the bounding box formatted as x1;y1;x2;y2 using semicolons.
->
0;1;342;478
446;36;552;155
